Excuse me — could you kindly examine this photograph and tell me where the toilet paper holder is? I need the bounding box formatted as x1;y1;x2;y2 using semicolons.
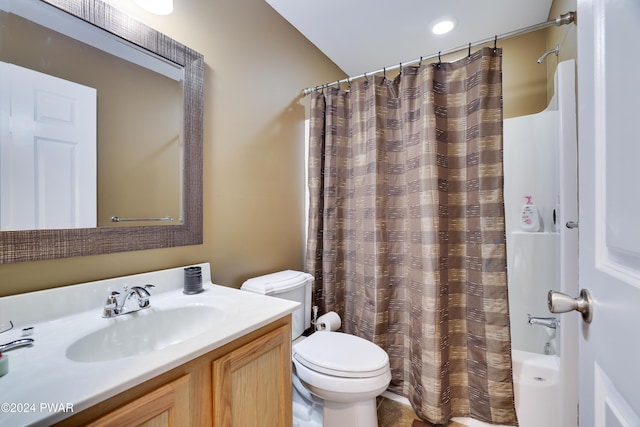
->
311;306;319;328
313;310;342;332
310;306;343;331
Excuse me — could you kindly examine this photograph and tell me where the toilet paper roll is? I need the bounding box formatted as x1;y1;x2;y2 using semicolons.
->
315;311;341;331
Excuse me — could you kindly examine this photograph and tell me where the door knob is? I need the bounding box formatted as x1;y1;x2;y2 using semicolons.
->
547;289;593;323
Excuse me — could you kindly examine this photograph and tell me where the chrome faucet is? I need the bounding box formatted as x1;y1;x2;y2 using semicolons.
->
0;338;34;352
527;314;559;329
102;284;155;318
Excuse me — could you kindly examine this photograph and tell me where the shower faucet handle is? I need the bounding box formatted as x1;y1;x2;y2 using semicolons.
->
547;289;593;323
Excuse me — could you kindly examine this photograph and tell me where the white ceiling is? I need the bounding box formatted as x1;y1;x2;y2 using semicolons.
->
265;0;554;77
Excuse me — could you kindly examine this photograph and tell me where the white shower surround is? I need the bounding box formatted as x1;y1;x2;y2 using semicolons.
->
504;106;560;355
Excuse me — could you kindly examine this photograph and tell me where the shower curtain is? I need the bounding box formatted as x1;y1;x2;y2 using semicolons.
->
305;47;517;425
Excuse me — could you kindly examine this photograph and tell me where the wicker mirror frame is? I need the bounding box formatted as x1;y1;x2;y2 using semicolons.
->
0;0;203;263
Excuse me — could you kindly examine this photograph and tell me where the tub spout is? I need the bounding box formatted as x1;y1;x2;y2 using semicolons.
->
527;314;559;329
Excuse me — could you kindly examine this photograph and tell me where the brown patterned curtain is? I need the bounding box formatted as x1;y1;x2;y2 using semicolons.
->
305;47;517;425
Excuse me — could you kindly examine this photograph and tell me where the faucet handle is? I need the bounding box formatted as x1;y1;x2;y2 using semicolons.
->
108;291;120;304
133;284;154;308
103;292;120;317
131;284;154;295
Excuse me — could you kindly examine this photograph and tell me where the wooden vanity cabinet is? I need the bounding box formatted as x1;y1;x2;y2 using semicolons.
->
54;316;292;427
212;322;292;426
83;374;192;427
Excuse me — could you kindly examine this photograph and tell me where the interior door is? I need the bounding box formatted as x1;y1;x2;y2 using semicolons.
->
577;0;640;425
0;62;96;230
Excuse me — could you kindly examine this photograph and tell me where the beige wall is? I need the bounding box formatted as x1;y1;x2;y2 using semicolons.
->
0;0;569;297
501;32;548;118
0;0;344;296
546;0;578;102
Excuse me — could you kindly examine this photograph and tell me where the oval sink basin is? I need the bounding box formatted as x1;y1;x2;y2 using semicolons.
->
66;305;222;363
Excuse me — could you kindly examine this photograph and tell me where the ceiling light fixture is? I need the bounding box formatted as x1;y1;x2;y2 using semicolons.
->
432;19;455;35
133;0;174;15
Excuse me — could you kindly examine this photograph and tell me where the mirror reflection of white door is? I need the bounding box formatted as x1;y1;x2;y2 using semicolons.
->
0;62;96;230
578;0;640;425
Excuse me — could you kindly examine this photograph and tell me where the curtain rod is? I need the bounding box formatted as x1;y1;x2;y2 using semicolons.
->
302;11;576;95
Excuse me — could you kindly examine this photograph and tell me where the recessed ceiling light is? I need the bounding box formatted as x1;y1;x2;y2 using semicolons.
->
432;19;455;35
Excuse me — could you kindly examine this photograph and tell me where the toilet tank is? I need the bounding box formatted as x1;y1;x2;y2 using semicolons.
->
240;270;313;340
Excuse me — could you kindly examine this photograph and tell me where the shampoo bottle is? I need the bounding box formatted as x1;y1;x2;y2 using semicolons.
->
520;195;541;232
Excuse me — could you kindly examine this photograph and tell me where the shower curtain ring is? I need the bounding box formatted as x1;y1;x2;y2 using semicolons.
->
419;56;423;67
383;67;386;80
494;35;498;52
364;72;368;83
437;51;442;67
468;42;472;57
399;63;402;75
347;77;351;89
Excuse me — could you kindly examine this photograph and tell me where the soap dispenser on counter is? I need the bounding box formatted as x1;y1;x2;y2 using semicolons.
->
519;195;541;232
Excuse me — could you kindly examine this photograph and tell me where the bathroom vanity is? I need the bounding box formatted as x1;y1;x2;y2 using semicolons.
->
58;318;291;426
0;264;298;426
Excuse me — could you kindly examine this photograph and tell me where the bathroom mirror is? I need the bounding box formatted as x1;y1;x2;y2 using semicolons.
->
0;0;203;263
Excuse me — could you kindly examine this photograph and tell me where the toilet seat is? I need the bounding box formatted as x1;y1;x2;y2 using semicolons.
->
293;356;391;398
292;331;389;378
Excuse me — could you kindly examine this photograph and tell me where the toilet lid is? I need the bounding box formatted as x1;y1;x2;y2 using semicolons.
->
292;332;389;378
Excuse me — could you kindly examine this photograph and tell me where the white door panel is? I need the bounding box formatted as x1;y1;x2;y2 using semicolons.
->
0;62;96;230
578;0;640;425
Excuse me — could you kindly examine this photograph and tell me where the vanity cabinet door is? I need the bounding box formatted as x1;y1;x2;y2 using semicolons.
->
212;324;292;427
85;374;191;427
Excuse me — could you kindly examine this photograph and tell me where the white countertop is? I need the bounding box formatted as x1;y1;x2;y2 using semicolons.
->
0;263;299;426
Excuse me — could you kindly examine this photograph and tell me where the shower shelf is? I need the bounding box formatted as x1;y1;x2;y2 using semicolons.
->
510;231;560;236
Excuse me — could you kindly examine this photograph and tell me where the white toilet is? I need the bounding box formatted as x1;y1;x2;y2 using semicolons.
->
241;270;392;427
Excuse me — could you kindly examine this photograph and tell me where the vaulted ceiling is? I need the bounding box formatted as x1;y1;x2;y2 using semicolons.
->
265;0;555;76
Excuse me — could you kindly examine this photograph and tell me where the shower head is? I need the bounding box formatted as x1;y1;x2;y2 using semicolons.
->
537;44;560;64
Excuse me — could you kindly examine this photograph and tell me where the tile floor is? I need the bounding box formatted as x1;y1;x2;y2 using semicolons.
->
377;397;466;427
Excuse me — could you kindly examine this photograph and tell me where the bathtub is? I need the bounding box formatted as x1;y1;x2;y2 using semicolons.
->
511;350;561;426
451;349;561;427
382;349;563;427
